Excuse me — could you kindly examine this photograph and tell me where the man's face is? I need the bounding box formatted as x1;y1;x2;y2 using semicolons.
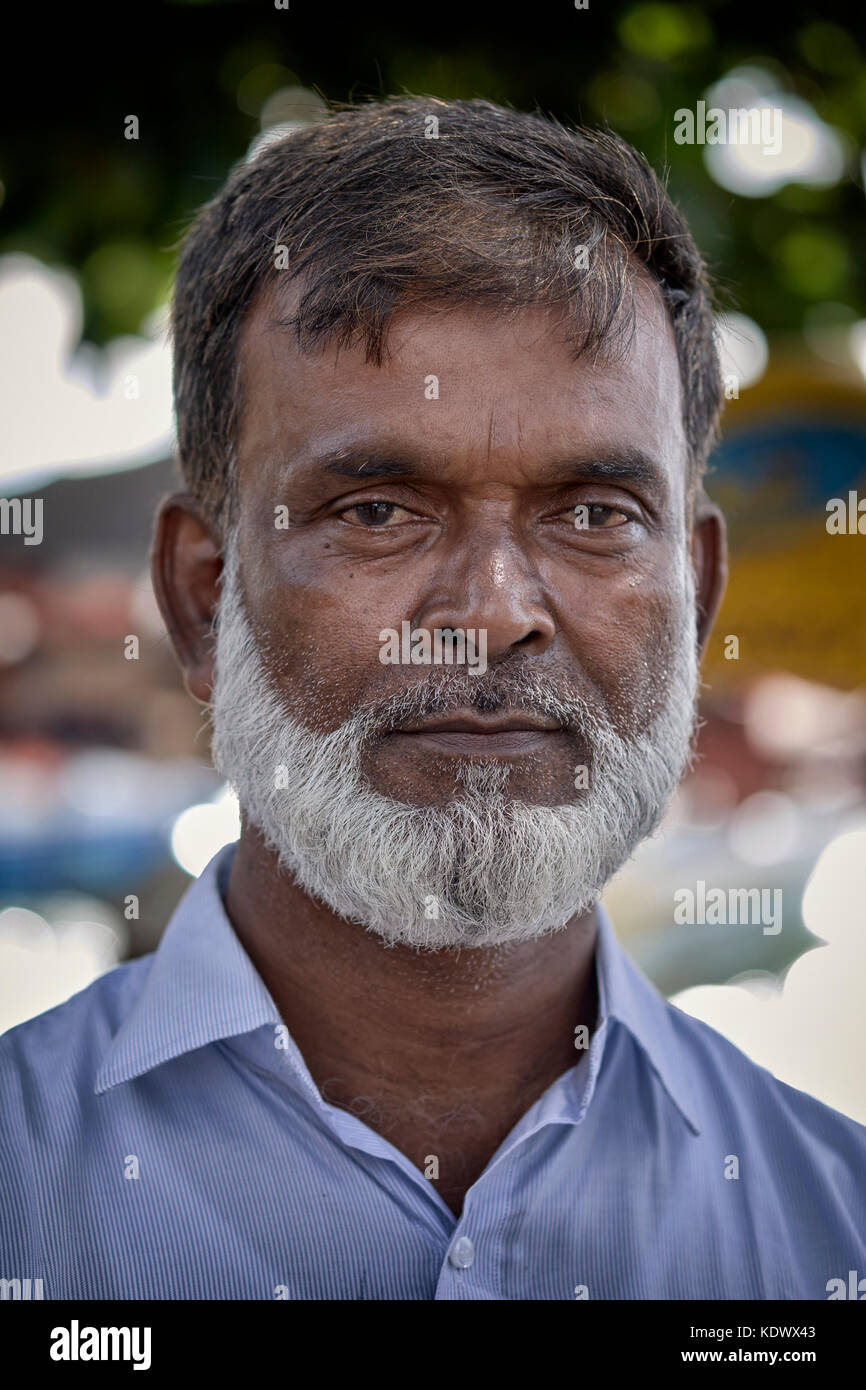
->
234;284;691;789
206;281;704;947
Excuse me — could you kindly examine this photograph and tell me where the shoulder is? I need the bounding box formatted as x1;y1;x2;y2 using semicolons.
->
0;955;153;1116
0;956;154;1266
663;994;866;1164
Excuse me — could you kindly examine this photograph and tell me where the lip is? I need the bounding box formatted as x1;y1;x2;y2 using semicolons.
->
396;714;563;734
388;713;566;757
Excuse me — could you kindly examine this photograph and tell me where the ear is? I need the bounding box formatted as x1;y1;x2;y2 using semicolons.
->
690;489;728;658
151;493;223;704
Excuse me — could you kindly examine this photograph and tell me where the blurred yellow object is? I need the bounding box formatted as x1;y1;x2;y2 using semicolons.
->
704;356;866;691
704;519;866;689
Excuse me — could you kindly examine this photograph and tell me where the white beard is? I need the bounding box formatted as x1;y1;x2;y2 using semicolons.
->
209;537;699;949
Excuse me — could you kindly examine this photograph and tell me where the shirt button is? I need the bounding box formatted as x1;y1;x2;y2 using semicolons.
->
449;1236;475;1269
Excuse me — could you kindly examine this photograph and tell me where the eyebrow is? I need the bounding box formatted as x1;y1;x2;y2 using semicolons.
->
308;444;666;490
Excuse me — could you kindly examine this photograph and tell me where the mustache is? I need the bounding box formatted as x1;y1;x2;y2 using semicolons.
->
347;664;613;742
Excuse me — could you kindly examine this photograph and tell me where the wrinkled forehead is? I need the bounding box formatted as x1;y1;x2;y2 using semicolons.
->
234;270;688;509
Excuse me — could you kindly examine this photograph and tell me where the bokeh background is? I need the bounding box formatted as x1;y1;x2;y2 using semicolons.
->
1;2;864;1119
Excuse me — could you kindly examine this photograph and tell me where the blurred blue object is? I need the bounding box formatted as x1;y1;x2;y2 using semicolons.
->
0;830;170;895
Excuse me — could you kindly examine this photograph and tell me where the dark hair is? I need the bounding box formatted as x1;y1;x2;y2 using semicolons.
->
171;95;722;531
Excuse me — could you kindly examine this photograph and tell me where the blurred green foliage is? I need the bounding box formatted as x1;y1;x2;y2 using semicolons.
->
1;0;864;343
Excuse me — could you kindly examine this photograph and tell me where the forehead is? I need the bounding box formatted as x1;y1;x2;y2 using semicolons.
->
235;276;686;492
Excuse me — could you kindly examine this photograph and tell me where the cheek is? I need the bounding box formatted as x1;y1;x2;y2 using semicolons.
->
560;578;689;740
258;605;397;732
242;549;414;733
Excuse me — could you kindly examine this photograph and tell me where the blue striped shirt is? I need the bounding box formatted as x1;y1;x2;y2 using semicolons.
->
1;843;864;1300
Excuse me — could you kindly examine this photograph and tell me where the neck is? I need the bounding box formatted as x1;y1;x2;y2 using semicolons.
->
224;824;600;1212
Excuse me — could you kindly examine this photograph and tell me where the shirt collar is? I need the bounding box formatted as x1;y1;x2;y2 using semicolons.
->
96;842;701;1133
595;900;702;1134
95;843;279;1095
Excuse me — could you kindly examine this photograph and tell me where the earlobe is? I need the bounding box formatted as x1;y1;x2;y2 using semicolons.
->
691;493;728;657
150;493;223;704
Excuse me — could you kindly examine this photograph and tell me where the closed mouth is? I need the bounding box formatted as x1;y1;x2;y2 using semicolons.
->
386;712;567;757
395;714;563;735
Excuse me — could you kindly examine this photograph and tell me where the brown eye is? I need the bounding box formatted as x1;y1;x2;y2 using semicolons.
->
589;505;628;527
572;503;631;529
343;501;411;527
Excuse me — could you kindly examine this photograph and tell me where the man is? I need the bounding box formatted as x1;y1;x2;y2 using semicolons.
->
2;96;864;1301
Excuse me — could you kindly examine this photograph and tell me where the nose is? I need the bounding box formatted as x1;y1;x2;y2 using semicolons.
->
411;528;556;662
